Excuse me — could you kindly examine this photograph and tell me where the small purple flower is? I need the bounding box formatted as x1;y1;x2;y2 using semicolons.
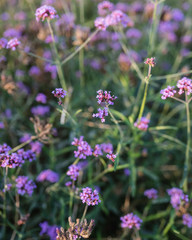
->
37;169;59;183
39;221;57;240
15;176;36;196
134;117;150;131
80;187;101;206
98;1;114;16
120;213;142;230
124;168;130;176
14;11;27;21
172;9;184;22
6;38;20;51
35;93;47;104
94;17;108;31
101;143;113;153
0;153;24;168
167;188;189;210
92;107;108;123
177;77;192;95
52;88;67;98
105;10;133;28
0;122;4;129
3;28;21;38
17;149;36;162
65;181;72;187
96;90;117;106
0;38;7;49
93;144;103;157
31;105;50;116
144;188;158;199
67;164;81;181
0;143;11;154
71;136;93;159
29;66;41;76
44;64;57;79
19;134;31;143
106;151;116;162
160;86;176;99
183;214;192;228
35;5;59;22
30;141;43;155
3;183;12;192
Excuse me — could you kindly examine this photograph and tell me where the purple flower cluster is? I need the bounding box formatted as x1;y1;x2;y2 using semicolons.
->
0;143;11;154
35;93;47;103
95;9;133;31
52;88;67;105
93;90;117;123
134;116;150;131
0;153;24;168
67;164;81;181
15;176;36;196
98;1;114;16
71;136;92;159
80;187;101;206
37;169;59;183
0;38;7;49
183;214;192;228
144;188;158;199
93;144;103;157
106;151;116;162
35;5;58;22
167;188;189;210
39;221;57;240
31;105;50;116
120;213;142;230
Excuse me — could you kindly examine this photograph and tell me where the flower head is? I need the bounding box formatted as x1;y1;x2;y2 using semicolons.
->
144;188;158;199
36;93;47;103
98;1;114;16
80;187;101;206
92;107;108;123
15;176;36;196
144;57;156;67
183;214;192;228
71;136;92;159
167;188;189;210
177;77;192;95
35;5;58;22
0;38;7;49
106;151;116;162
52;88;67;98
67;164;81;181
160;86;176;99
96;90;117;106
6;38;20;50
134;116;150;131
94;17;108;31
120;213;142;230
37;169;59;183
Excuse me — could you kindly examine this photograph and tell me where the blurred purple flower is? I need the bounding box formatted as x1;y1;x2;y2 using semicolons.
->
120;213;142;229
31;105;50;116
16;176;36;196
36;93;47;103
37;169;59;183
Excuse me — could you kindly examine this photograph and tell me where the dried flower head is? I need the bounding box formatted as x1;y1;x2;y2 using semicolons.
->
35;5;58;22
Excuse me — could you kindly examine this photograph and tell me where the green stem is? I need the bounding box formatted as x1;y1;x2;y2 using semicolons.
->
181;93;191;191
47;20;67;91
69;181;75;216
138;81;149;121
162;210;175;236
8;137;36;154
108;109;123;142
61;29;100;66
81;204;88;224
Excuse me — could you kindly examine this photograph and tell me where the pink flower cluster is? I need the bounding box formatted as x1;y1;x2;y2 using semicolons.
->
71;136;93;159
98;1;114;16
120;213;142;230
134;116;150;131
144;57;156;67
106;151;116;162
52;88;67;105
80;187;101;206
6;38;20;50
35;5;59;22
160;77;192;100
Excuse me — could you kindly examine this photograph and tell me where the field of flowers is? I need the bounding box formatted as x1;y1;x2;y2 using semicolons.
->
0;0;192;239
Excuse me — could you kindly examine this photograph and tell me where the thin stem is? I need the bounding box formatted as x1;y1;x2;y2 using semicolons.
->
81;204;88;224
61;29;100;66
162;210;175;236
181;93;191;191
47;20;67;91
171;96;186;104
108;109;123;142
8;137;36;154
21;50;55;64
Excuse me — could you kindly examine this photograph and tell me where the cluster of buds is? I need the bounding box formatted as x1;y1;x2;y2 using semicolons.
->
6;38;21;51
134;116;150;131
35;5;59;22
52;88;67;105
56;217;95;240
144;57;156;67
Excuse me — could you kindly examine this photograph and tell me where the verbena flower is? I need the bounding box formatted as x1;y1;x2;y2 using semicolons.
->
101;143;113;153
0;143;11;154
120;213;142;229
71;136;92;159
160;86;176;99
0;153;24;168
92;107;108;123
105;10;133;28
144;57;156;67
36;93;47;103
52;88;67;98
93;144;103;157
6;38;20;50
39;221;58;240
15;176;36;196
30;141;43;155
94;17;108;31
37;169;59;183
96;90;117;106
31;105;50;116
67;164;81;181
144;188;158;199
98;1;114;16
17;149;36;162
35;5;58;22
80;187;101;206
183;214;192;228
177;77;192;95
106;151;116;162
29;66;41;76
167;188;189;210
65;181;72;187
134;117;150;131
